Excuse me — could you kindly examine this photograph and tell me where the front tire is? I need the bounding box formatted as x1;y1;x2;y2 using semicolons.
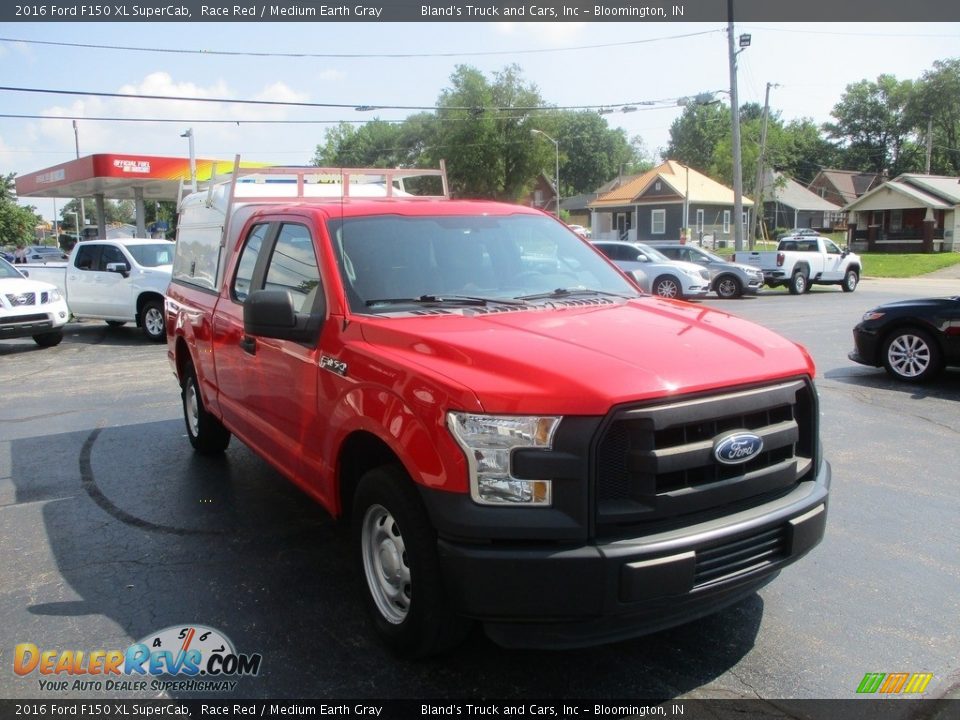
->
353;466;470;658
653;275;681;299
715;275;742;299
33;331;63;347
882;328;942;382
842;268;859;292
788;270;808;295
140;299;165;342
182;365;231;454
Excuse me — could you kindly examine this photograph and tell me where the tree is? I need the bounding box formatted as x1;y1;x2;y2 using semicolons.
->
313;118;430;168
908;58;960;176
0;172;42;247
535;111;640;197
666;101;730;173
824;75;920;175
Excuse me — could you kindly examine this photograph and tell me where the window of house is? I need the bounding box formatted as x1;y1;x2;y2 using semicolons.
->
534;190;543;206
890;210;903;231
723;210;731;234
651;209;666;235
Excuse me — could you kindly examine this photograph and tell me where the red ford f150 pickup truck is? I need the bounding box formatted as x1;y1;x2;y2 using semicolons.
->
166;164;829;656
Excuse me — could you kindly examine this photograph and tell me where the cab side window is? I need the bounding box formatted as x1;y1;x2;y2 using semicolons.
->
98;245;129;272
264;224;322;313
232;224;271;303
74;244;100;271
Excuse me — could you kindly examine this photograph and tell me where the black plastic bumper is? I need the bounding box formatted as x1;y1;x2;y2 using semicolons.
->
430;459;830;649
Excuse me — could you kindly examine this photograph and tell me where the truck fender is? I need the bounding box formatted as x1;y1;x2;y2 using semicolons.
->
328;386;472;518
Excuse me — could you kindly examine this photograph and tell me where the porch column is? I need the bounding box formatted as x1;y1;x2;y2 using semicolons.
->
922;208;935;253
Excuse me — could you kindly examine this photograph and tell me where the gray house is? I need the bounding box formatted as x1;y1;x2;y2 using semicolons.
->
588;161;753;246
758;170;844;234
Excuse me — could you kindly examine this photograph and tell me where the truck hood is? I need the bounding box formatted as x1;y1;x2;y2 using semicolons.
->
358;297;815;415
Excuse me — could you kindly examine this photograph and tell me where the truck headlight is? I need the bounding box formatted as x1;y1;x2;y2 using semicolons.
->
446;412;560;506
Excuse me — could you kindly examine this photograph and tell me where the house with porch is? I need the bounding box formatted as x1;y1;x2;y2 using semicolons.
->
588;161;752;246
843;174;959;253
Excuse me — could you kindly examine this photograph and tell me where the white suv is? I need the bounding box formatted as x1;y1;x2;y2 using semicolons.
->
592;241;710;299
0;258;69;347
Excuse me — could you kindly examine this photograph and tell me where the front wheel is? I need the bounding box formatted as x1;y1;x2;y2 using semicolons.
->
842;269;859;292
882;328;942;382
182;366;231;454
353;466;470;658
715;275;742;299
788;271;808;295
33;331;63;347
653;275;681;299
140;300;165;342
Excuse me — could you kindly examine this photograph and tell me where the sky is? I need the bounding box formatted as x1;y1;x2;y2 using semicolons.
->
1;19;958;222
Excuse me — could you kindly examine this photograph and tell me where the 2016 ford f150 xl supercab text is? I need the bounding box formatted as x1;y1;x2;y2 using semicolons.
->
166;165;830;657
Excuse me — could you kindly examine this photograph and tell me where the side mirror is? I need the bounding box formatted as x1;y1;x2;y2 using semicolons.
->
106;262;130;278
243;289;323;343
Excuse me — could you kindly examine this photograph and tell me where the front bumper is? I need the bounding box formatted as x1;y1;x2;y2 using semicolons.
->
0;305;69;340
428;459;829;649
849;324;881;368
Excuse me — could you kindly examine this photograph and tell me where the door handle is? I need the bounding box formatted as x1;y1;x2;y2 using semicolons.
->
239;336;257;355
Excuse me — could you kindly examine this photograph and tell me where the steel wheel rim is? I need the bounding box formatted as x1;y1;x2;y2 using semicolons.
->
846;272;857;290
361;504;411;625
657;279;679;298
185;380;200;437
888;334;931;378
795;275;806;292
144;307;164;337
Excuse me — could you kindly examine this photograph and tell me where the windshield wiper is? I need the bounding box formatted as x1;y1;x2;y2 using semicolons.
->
513;288;633;302
365;294;526;308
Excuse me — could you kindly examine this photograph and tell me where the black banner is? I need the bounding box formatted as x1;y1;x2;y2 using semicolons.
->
4;0;960;23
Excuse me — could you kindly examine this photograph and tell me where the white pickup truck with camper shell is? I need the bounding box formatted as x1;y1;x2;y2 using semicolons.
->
20;238;175;341
734;235;862;295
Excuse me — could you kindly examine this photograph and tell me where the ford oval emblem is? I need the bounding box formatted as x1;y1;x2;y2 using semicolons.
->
713;432;764;465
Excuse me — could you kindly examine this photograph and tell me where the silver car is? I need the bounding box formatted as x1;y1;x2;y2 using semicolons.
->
648;243;764;299
591;241;710;299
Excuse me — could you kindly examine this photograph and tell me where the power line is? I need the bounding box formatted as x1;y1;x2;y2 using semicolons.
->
0;29;722;60
0;84;687;114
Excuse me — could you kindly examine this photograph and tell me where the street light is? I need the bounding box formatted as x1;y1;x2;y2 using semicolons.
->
531;129;560;218
180;128;197;193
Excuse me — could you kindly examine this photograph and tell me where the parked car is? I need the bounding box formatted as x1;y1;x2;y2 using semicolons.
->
567;224;591;238
849;296;960;382
21;239;174;342
24;246;68;263
0;257;69;347
648;243;764;299
591;240;710;299
734;235;861;295
166;164;829;657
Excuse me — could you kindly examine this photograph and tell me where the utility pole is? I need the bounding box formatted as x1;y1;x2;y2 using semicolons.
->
749;82;779;248
925;116;933;174
727;0;746;251
73;120;86;239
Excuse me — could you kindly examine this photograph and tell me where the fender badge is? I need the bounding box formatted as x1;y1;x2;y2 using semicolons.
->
320;355;348;377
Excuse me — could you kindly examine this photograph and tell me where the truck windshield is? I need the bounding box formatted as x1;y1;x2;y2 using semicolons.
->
126;244;174;267
328;214;639;313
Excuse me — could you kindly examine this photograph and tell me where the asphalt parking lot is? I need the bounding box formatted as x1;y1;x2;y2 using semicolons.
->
1;277;958;705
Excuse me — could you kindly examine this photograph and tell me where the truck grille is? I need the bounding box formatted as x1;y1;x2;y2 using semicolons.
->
5;292;38;306
594;379;816;538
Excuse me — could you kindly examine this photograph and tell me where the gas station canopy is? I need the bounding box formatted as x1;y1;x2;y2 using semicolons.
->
15;154;252;238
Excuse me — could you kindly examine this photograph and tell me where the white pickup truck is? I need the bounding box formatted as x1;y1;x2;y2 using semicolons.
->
734;235;862;295
20;238;175;341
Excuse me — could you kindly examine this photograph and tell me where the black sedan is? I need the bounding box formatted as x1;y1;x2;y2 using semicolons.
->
849;296;960;382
